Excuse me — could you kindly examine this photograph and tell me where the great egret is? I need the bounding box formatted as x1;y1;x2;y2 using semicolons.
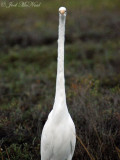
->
41;7;76;160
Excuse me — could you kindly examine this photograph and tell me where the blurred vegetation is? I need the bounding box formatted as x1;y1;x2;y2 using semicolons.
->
0;0;120;160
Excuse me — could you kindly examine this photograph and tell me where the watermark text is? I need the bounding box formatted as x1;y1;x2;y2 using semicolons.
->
1;1;42;8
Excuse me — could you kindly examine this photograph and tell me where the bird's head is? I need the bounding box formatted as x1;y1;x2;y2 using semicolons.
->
59;7;67;16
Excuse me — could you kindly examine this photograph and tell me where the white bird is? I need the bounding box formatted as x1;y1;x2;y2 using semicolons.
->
41;7;76;160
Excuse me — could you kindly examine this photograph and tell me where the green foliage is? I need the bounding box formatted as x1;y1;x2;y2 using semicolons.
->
2;143;33;160
0;1;120;160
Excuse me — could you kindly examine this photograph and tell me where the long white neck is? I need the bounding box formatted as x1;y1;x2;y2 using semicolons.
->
53;13;68;113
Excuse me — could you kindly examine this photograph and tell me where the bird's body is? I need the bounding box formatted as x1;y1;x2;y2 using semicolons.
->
41;7;76;160
41;109;75;160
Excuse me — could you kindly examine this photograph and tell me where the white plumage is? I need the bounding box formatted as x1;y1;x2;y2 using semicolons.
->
41;7;76;160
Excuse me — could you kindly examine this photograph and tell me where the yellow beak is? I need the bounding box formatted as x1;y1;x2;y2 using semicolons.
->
59;10;65;14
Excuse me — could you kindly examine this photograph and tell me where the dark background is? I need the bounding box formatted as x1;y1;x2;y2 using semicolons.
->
0;0;120;159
